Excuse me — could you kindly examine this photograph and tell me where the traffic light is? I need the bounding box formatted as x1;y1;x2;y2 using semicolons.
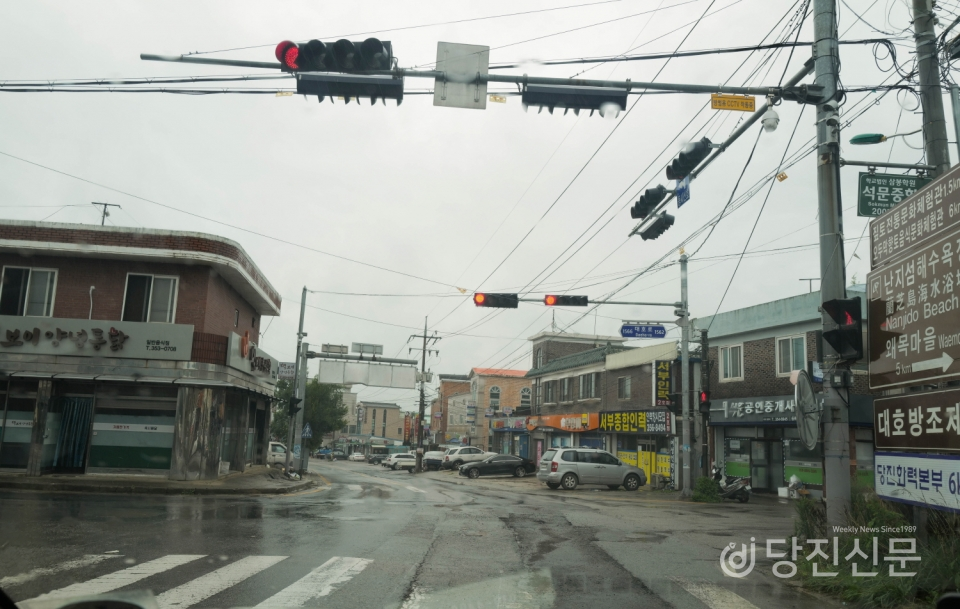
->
521;84;628;117
630;185;668;220
544;295;588;306
666;137;713;181
288;396;303;416
275;38;392;72
699;390;711;414
822;296;863;361
473;293;519;308
639;213;675;241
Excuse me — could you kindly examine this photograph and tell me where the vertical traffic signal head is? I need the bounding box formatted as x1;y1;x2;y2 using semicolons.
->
288;396;303;416
630;185;668;219
473;293;519;308
822;296;863;361
639;213;675;241
698;390;711;414
665;137;712;181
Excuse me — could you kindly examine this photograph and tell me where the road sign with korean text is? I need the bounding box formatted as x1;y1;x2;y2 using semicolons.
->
620;324;667;339
867;225;960;389
870;161;960;269
874;389;960;452
858;172;930;218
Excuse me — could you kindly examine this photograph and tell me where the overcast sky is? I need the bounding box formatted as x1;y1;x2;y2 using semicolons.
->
0;1;939;411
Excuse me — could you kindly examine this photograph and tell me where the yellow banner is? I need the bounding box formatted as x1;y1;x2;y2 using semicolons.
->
710;93;755;112
617;451;638;467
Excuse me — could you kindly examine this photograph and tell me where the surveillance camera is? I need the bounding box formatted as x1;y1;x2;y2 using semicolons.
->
762;107;780;133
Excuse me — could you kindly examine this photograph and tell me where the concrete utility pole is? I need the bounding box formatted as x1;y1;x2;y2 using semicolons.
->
914;0;952;177
286;286;308;472
408;318;440;473
813;0;851;527
679;253;693;496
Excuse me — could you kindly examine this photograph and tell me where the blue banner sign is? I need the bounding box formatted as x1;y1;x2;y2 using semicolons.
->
620;324;667;339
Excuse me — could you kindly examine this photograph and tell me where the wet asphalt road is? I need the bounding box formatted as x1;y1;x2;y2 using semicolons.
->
0;460;843;609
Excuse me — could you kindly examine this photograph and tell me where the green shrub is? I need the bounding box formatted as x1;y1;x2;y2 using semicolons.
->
692;476;720;502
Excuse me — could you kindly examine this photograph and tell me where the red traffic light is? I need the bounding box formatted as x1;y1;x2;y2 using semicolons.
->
473;293;486;306
544;295;558;306
275;41;300;70
699;391;708;403
472;293;519;308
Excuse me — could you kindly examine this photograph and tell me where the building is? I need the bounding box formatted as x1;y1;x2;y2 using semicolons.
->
468;368;530;453
694;286;874;497
525;331;678;475
0;220;281;480
434;373;470;444
443;391;472;443
356;401;404;441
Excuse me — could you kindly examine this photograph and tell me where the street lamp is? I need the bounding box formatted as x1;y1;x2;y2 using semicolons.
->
849;129;921;145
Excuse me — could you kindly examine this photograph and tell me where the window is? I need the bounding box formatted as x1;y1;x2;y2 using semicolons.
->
579;373;598;399
617;376;631;400
544;381;556;403
561;450;578;462
520;387;531;407
577;451;599;463
252;316;256;328
122;274;178;323
560;378;571;402
721;345;744;381
598;452;619;465
777;336;806;376
489;386;501;409
0;267;57;317
536;348;543;368
398;427;402;435
234;310;240;327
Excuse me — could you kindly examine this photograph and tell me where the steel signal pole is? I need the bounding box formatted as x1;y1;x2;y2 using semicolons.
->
913;0;951;177
679;253;693;496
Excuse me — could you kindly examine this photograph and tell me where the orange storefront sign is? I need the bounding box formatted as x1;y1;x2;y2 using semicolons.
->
527;413;599;432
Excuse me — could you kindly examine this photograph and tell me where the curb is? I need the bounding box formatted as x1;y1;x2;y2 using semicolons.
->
0;478;317;496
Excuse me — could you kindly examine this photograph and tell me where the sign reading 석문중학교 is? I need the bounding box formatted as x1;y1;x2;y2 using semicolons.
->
858;172;931;218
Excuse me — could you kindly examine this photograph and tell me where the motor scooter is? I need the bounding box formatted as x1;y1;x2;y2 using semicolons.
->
711;465;751;503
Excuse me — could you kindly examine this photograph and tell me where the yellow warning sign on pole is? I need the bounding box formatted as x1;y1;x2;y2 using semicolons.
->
710;93;755;112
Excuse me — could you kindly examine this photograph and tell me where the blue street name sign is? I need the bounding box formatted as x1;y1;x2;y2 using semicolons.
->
620;324;667;339
301;422;313;439
676;176;690;207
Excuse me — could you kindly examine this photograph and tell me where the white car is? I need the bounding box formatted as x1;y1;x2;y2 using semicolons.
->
384;453;417;471
267;442;288;467
441;446;496;470
349;452;366;462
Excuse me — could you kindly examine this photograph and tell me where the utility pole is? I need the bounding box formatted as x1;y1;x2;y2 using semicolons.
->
813;0;851;527
679;253;693;496
91;202;120;226
914;0;952;177
409;318;440;473
286;287;308;472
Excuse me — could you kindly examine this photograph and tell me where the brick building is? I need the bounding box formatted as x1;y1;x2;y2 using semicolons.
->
356;401;404;440
0;220;281;480
694;286;874;497
468;368;530;453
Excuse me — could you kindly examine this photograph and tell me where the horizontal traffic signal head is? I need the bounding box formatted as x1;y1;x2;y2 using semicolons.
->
822;296;863;361
665;137;712;181
473;293;519;308
630;185;668;220
544;295;588;306
639;213;675;241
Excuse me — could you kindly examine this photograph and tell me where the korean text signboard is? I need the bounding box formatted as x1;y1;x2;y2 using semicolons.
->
227;332;279;385
874;389;960;452
0;315;193;361
867;227;960;389
875;451;960;513
653;360;673;407
870;161;960;269
708;394;803;425
598;410;672;434
620;324;666;339
858;172;930;218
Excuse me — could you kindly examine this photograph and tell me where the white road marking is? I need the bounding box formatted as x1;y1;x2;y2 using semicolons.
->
156;556;287;609
255;557;373;607
30;555;206;600
405;486;426;493
672;577;761;609
1;555;123;588
347;484;363;491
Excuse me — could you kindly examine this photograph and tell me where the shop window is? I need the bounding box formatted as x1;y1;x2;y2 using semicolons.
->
520;387;531;407
617;376;631;400
776;336;806;376
720;345;743;381
122;274;178;323
489;386;500;409
0;267;57;317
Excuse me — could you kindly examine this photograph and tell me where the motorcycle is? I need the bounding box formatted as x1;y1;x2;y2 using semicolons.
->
711;465;751;503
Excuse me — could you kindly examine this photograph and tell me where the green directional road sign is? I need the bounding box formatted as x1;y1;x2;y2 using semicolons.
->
857;171;931;217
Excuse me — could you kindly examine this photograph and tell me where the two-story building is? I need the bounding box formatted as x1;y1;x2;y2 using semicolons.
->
0;221;281;480
468;368;530;453
694;287;875;497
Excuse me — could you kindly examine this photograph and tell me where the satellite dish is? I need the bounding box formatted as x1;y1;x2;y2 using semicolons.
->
795;369;822;450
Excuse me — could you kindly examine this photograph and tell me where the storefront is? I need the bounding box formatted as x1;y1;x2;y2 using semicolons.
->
491;416;530;457
600;409;674;481
526;413;606;460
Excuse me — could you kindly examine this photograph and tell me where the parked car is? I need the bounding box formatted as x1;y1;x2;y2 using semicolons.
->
330;450;348;461
384;453;416;471
349;452;366;462
423;451;445;471
459;454;537;479
536;447;646;491
440;446;495;470
313;448;331;458
267;442;287;467
367;453;385;465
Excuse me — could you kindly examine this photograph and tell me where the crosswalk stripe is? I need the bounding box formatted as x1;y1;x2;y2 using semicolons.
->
672;577;761;609
156;556;287;609
347;484;363;491
254;557;373;607
1;554;123;588
30;555;206;600
405;486;426;493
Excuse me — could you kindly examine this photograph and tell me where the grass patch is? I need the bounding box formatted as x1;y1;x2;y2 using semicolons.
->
692;476;721;502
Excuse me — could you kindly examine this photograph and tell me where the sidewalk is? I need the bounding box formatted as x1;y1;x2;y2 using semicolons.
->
0;466;319;496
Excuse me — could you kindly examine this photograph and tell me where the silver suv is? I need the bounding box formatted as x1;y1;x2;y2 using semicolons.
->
537;447;646;491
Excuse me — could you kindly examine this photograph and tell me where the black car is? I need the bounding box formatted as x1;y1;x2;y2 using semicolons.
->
459;454;536;479
330;450;348;461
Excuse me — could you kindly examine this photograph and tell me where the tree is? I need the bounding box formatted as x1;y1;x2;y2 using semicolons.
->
270;377;348;451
